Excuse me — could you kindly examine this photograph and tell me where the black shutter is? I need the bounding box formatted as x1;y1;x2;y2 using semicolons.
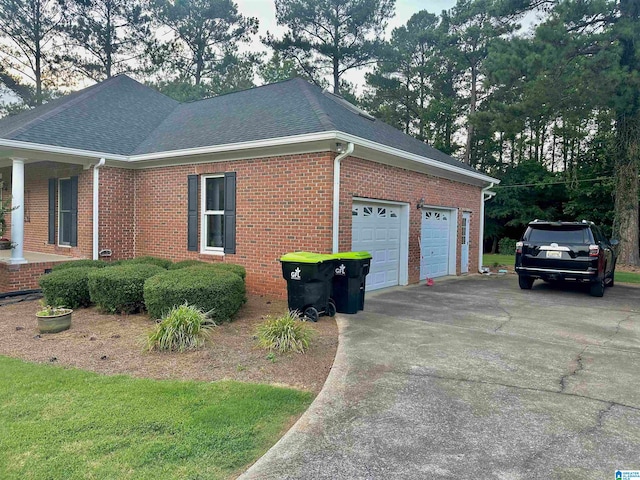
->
187;175;198;251
48;178;56;244
70;176;78;247
224;172;236;254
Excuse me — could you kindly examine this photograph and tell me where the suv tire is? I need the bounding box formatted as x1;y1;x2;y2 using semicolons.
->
590;278;605;297
518;275;534;290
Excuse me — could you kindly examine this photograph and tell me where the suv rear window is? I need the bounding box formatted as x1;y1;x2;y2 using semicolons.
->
526;226;591;244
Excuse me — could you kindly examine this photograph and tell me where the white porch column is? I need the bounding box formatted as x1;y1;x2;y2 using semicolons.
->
9;158;27;264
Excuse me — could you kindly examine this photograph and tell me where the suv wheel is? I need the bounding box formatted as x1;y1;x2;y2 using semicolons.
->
518;275;534;290
590;278;605;297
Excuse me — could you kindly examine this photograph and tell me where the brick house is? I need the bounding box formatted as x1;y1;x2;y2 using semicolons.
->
0;75;498;296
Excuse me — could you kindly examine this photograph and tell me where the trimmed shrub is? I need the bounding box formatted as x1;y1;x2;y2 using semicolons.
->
498;238;518;255
113;256;173;269
255;311;314;354
144;267;246;321
88;264;165;314
169;260;209;270
145;303;214;352
170;261;246;280
52;260;110;272
39;267;96;308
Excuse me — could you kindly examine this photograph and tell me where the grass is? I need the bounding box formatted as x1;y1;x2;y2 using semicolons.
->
483;253;515;267
484;253;640;284
0;356;313;480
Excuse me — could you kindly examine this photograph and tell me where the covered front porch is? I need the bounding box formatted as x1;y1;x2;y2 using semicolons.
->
0;250;81;294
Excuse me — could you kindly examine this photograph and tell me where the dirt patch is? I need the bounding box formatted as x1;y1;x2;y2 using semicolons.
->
0;295;338;394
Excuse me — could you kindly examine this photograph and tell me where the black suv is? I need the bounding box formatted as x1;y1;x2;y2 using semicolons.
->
515;220;617;297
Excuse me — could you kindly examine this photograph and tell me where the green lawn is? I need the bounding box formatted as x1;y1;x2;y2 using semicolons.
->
0;356;313;480
483;253;515;267
483;253;640;284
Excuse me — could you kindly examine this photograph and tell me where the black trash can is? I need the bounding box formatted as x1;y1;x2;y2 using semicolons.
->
280;252;336;322
331;251;372;314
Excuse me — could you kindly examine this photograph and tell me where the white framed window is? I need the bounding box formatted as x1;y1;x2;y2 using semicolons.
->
58;178;72;247
201;175;225;253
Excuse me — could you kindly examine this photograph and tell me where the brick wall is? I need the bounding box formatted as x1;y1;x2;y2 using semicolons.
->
0;261;58;292
131;153;334;296
339;156;482;283
2;153;484;297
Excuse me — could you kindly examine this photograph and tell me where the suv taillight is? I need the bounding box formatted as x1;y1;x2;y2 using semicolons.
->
589;244;600;257
516;241;523;254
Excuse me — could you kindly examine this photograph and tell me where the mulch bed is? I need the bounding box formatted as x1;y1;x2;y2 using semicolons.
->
0;295;338;394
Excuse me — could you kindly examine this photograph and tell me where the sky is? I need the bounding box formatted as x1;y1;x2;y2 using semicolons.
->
234;0;458;90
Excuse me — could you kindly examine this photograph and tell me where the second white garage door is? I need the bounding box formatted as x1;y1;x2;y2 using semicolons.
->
352;201;401;291
420;208;451;279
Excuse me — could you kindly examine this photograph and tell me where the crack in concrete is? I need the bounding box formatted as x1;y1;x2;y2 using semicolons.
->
559;346;587;393
401;368;640;412
604;314;635;345
493;305;513;333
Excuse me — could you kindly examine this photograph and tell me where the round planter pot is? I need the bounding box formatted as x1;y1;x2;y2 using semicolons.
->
0;240;11;250
36;311;72;334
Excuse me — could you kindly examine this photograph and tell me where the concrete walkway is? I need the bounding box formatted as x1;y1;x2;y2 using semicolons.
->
240;275;640;479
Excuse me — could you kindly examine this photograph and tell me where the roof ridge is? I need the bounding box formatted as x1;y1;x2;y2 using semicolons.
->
297;80;336;132
1;76;127;139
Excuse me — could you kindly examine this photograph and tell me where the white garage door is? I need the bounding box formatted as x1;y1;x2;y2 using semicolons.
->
352;202;401;291
420;208;451;279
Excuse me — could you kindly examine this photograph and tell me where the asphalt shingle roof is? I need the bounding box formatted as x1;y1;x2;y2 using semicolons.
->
0;75;476;173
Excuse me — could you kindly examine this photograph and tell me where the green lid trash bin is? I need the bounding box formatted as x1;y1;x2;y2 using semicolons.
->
331;251;372;314
280;252;336;322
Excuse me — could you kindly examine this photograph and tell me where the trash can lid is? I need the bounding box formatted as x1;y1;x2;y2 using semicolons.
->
331;251;373;260
280;251;335;263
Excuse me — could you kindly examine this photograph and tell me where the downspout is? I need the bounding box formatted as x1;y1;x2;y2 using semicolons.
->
332;142;355;253
92;158;106;260
478;183;496;273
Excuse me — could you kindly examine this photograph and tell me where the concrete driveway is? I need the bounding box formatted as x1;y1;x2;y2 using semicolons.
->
240;275;640;479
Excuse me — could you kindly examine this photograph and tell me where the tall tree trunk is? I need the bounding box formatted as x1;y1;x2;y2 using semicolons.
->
614;114;640;265
463;64;477;165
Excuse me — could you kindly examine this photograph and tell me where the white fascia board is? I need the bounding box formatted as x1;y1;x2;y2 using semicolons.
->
128;132;340;163
335;132;500;185
0;138;127;162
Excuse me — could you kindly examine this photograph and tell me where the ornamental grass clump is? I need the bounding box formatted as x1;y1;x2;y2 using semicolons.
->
256;311;314;354
145;303;213;352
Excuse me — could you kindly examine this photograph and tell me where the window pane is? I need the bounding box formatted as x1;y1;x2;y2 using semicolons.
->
206;177;224;211
60;179;72;211
206;214;224;248
60;211;71;245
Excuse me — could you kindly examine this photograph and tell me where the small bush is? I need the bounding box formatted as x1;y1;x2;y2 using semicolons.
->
169;260;209;270
256;311;314;354
145;303;213;352
88;264;165;314
52;260;110;272
169;260;247;280
39;267;97;308
143;267;246;321
113;256;173;269
498;238;518;255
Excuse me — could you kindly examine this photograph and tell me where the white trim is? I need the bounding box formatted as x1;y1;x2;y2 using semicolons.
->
479;184;496;272
200;175;225;254
0;138;127;161
0;132;499;186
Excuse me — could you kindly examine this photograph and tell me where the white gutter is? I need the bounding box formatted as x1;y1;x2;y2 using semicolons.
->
92;158;106;259
1;132;499;186
332;142;354;253
479;183;497;273
0;138;127;161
